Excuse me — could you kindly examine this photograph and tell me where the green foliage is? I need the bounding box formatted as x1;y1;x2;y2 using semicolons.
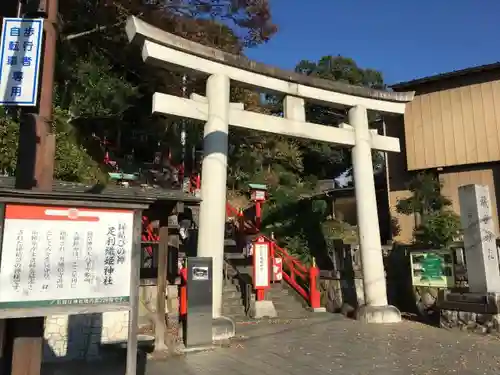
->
0;108;105;183
396;173;461;248
0;109;19;175
396;173;452;216
52;108;107;183
0;0;278;186
250;55;389;263
295;55;385;89
65;55;139;118
414;210;462;249
1;2;389;268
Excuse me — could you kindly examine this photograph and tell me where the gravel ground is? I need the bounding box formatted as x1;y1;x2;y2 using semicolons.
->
43;314;500;375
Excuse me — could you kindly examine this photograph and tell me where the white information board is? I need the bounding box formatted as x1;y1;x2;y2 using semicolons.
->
0;204;134;308
253;241;270;288
0;18;43;106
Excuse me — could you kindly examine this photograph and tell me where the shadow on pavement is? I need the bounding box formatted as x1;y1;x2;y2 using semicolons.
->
41;351;147;375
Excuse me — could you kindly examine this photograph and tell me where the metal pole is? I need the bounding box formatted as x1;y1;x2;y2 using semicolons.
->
16;0;23;17
180;74;187;189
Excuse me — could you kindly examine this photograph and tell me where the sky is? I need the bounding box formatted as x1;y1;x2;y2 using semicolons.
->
245;0;500;85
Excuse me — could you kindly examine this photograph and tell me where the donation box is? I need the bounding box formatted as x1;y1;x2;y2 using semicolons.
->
185;257;213;348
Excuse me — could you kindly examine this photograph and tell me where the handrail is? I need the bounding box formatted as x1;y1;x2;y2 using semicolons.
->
141;216;159;257
225;201;321;309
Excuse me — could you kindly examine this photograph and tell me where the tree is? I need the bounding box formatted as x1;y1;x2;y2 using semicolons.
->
295;55;386;182
1;0;278;184
396;173;461;248
0;107;105;183
237;55;389;264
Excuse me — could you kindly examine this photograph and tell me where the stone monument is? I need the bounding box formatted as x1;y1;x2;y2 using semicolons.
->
438;184;500;333
459;184;500;293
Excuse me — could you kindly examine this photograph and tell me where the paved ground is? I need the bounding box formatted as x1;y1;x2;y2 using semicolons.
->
43;314;500;375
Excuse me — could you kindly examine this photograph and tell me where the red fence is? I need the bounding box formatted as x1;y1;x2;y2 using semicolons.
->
226;202;321;309
139;182;321;312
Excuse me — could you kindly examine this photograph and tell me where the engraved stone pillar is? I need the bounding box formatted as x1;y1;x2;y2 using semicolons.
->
459;184;500;293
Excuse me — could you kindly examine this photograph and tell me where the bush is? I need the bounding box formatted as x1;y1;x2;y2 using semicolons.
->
414;210;462;249
397;172;462;248
0;107;105;184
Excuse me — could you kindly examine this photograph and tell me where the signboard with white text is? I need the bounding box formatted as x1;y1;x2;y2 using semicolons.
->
0;18;43;106
0;204;134;308
253;238;270;289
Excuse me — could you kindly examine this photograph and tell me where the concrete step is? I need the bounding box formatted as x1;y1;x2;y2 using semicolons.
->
223;297;245;308
223;281;241;291
226;314;251;323
222;290;242;299
264;282;313;319
222;306;246;317
273;301;308;313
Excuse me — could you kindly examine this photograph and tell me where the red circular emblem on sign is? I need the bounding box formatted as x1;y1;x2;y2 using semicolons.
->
68;209;79;220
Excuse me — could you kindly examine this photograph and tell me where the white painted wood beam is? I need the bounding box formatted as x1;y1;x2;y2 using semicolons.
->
284;96;306;122
152;93;401;152
143;41;407;115
340;123;400;153
190;93;244;110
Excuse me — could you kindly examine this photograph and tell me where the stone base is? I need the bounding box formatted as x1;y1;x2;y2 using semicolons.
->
43;311;130;362
212;316;235;341
355;304;401;323
312;307;327;313
251;300;278;319
441;310;500;335
437;290;500;335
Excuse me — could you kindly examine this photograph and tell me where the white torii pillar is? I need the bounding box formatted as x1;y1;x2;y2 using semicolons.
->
126;13;414;327
197;74;230;317
153;88;403;322
348;106;399;321
182;88;399;322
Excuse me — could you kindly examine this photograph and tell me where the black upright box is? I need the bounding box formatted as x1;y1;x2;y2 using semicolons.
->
185;257;213;347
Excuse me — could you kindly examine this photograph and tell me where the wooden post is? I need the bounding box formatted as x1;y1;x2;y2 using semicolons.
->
154;225;168;351
166;203;182;347
9;319;43;375
4;0;59;374
125;211;142;375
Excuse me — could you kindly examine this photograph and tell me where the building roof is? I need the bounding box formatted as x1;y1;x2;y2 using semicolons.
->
0;177;200;204
391;61;500;91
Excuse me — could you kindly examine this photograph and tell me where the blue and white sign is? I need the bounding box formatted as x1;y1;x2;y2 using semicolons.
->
0;18;43;107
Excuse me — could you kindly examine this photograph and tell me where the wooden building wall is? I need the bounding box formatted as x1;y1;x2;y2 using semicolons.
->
403;77;500;171
439;164;500;234
387;111;500;241
385;115;416;243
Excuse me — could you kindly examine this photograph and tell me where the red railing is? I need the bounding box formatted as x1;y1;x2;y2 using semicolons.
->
141;216;159;257
180;173;322;310
225;202;321;310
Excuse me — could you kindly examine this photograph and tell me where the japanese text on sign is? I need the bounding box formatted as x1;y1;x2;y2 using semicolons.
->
0;205;134;309
253;241;270;289
0;18;43;106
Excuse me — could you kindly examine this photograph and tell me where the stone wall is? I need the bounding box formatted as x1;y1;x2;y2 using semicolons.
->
42;284;178;362
440;310;500;335
43;310;129;362
319;277;365;317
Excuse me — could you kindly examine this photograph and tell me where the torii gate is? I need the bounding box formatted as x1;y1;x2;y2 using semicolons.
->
126;16;414;324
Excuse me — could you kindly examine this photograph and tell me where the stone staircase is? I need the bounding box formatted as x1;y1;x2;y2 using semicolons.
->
222;261;312;322
266;282;313;319
222;281;250;322
189;204;313;322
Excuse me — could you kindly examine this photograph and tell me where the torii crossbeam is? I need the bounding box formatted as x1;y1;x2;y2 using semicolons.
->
126;16;414;324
